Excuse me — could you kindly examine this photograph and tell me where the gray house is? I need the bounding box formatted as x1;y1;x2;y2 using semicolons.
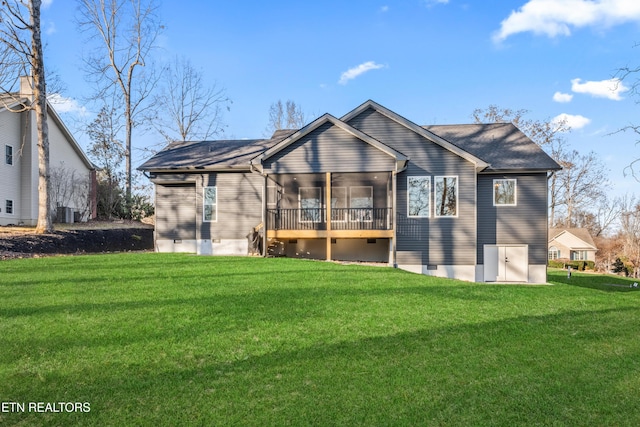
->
139;100;561;283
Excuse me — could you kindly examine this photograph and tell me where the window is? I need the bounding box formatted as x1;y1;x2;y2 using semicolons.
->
548;246;559;260
434;176;458;217
5;145;13;165
408;176;430;218
203;186;217;222
299;187;321;222
331;187;347;222
571;250;587;261
350;186;373;222
494;179;517;206
5;200;13;215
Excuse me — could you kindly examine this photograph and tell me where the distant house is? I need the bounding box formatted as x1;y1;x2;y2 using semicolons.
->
548;228;598;262
0;77;96;226
139;100;561;283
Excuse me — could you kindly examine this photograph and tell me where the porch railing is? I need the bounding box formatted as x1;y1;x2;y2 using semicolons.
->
267;208;392;231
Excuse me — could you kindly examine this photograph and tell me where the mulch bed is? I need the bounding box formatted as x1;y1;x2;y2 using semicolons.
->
0;228;154;260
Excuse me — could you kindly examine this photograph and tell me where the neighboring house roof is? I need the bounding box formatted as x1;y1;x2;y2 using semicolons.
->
423;123;562;172
548;228;597;250
139;101;561;173
0;94;94;171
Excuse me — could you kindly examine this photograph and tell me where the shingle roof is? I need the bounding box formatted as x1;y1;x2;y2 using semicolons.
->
422;123;561;172
138;130;297;171
139;117;561;172
549;228;597;248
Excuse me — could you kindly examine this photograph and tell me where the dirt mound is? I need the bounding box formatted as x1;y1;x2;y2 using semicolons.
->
0;228;154;260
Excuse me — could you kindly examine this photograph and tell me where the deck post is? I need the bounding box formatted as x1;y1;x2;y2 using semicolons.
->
326;172;332;261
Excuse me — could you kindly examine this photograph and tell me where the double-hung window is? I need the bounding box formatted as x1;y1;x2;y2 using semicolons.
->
203;187;217;222
5;200;13;215
494;179;517;206
434;176;458;217
407;176;430;217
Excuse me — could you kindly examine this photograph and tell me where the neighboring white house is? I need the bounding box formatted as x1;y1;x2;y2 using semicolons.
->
548;228;598;262
0;77;95;226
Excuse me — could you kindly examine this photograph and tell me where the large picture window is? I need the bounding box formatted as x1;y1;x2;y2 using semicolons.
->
407;176;430;218
203;187;217;222
350;186;373;222
494;179;517;206
299;187;322;222
434;176;458;217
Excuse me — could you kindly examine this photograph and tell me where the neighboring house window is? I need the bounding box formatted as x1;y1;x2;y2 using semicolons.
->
203;187;217;222
5;200;13;215
331;187;347;222
408;176;430;218
571;250;588;261
299;187;321;223
548;246;559;260
434;176;458;217
5;145;13;165
350;186;373;222
494;179;517;206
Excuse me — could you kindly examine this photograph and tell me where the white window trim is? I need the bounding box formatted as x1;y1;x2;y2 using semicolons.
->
331;186;347;223
493;179;517;207
203;186;217;222
407;176;431;218
299;187;322;223
548;246;559;260
5;144;13;166
434;175;459;218
5;199;14;215
349;186;373;222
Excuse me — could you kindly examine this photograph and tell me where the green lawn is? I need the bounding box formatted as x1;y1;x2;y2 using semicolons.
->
1;254;639;426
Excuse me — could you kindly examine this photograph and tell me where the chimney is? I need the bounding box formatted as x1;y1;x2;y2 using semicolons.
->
19;75;34;98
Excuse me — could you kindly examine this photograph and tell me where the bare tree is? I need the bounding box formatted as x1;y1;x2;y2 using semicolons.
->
77;0;162;201
264;99;306;136
155;56;230;143
0;0;52;233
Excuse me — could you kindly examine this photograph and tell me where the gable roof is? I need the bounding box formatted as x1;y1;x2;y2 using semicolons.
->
139;100;561;174
549;228;597;249
423;123;561;172
342;100;490;170
250;113;409;172
0;95;94;170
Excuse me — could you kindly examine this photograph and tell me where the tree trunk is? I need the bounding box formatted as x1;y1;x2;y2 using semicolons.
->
31;0;52;234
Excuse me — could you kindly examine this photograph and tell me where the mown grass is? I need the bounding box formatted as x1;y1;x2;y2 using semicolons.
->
1;254;639;426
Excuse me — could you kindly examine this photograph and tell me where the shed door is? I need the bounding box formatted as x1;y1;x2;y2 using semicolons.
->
156;184;196;240
484;245;528;282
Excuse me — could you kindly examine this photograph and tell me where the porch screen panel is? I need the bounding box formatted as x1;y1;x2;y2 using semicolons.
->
350;186;373;222
299;187;322;223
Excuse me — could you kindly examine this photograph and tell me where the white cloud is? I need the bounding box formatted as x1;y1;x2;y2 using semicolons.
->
45;21;56;35
47;93;88;117
571;77;628;100
553;113;591;130
553;91;573;103
338;61;385;85
493;0;640;43
424;0;449;6
43;0;53;8
379;5;389;13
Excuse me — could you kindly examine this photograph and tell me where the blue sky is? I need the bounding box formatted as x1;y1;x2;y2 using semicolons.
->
41;0;640;196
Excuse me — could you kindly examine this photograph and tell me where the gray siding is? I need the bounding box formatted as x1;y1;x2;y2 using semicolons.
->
263;122;396;174
156;183;196;240
348;108;477;266
477;173;548;264
199;172;264;240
